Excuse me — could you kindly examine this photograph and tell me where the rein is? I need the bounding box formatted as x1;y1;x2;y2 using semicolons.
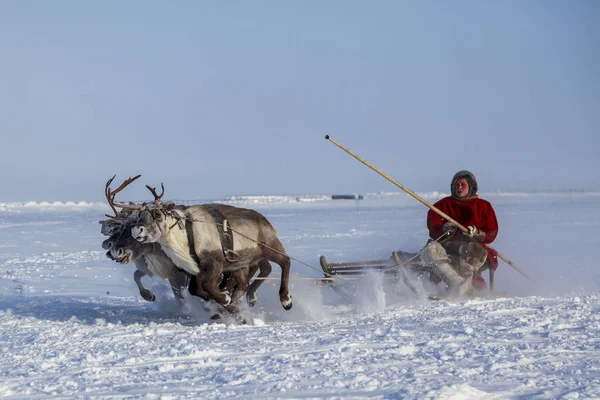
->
127;207;451;284
181;214;451;282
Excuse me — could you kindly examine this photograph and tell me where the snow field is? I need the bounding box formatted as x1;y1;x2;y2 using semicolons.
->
0;193;599;398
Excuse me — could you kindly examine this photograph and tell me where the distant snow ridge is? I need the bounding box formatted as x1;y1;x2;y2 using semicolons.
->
221;192;447;204
2;190;598;212
222;194;332;204
365;191;448;200
0;201;106;212
491;190;600;197
365;190;600;199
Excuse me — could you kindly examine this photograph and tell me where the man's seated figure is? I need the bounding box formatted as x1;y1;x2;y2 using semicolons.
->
420;170;499;297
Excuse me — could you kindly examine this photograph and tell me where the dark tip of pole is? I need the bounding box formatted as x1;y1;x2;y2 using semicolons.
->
325;135;330;140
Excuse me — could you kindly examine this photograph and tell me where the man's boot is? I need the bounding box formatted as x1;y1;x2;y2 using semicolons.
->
434;261;467;296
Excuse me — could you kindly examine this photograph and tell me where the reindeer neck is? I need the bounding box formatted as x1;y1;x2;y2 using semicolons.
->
144;252;176;279
157;216;201;276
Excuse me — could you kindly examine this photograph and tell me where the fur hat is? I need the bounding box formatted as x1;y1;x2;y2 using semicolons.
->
451;170;478;198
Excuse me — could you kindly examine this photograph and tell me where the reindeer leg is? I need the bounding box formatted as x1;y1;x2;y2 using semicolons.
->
134;269;155;302
186;274;228;320
229;268;249;304
216;271;247;323
266;241;292;310
224;272;237;294
247;263;260;281
167;271;190;301
199;262;249;323
246;258;271;307
187;275;211;301
201;261;231;306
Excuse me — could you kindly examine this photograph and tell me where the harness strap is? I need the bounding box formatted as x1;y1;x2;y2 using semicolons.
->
185;219;203;270
205;206;238;262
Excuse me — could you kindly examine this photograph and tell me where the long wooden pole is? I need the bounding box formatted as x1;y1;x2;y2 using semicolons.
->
325;135;531;280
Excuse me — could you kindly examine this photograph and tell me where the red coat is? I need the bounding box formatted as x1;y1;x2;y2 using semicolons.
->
427;196;499;270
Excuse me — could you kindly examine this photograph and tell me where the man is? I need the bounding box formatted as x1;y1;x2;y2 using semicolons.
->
421;170;499;297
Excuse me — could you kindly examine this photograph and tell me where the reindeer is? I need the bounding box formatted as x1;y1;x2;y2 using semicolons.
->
103;211;271;308
129;183;293;312
100;176;279;311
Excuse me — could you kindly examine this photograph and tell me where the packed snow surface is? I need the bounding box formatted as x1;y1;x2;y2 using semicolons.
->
1;192;599;399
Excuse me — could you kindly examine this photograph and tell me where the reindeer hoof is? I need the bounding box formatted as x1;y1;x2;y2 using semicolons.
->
210;313;222;320
141;291;156;302
246;292;257;307
222;293;231;306
281;294;293;311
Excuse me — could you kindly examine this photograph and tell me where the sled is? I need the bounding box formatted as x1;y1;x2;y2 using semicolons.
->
319;251;429;284
319;250;495;292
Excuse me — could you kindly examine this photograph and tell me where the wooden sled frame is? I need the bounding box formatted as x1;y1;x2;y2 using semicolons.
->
319;251;495;292
319;251;427;283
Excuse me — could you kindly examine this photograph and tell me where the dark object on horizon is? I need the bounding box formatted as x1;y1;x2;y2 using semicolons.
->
332;194;363;200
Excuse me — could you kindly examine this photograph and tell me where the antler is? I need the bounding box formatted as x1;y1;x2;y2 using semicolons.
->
104;174;142;218
145;183;165;202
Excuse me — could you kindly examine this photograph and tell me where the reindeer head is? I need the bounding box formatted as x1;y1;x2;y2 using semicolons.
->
130;203;185;243
128;182;185;243
100;219;124;237
104;221;157;264
100;174;144;260
129;208;162;243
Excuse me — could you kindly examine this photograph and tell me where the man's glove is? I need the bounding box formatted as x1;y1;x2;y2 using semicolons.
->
442;222;457;236
464;225;486;242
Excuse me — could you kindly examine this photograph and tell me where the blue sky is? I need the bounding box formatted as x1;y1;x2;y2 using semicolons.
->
1;1;598;202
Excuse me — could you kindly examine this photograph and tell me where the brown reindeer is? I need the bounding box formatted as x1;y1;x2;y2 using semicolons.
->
103;209;270;308
129;184;292;312
101;176;283;313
